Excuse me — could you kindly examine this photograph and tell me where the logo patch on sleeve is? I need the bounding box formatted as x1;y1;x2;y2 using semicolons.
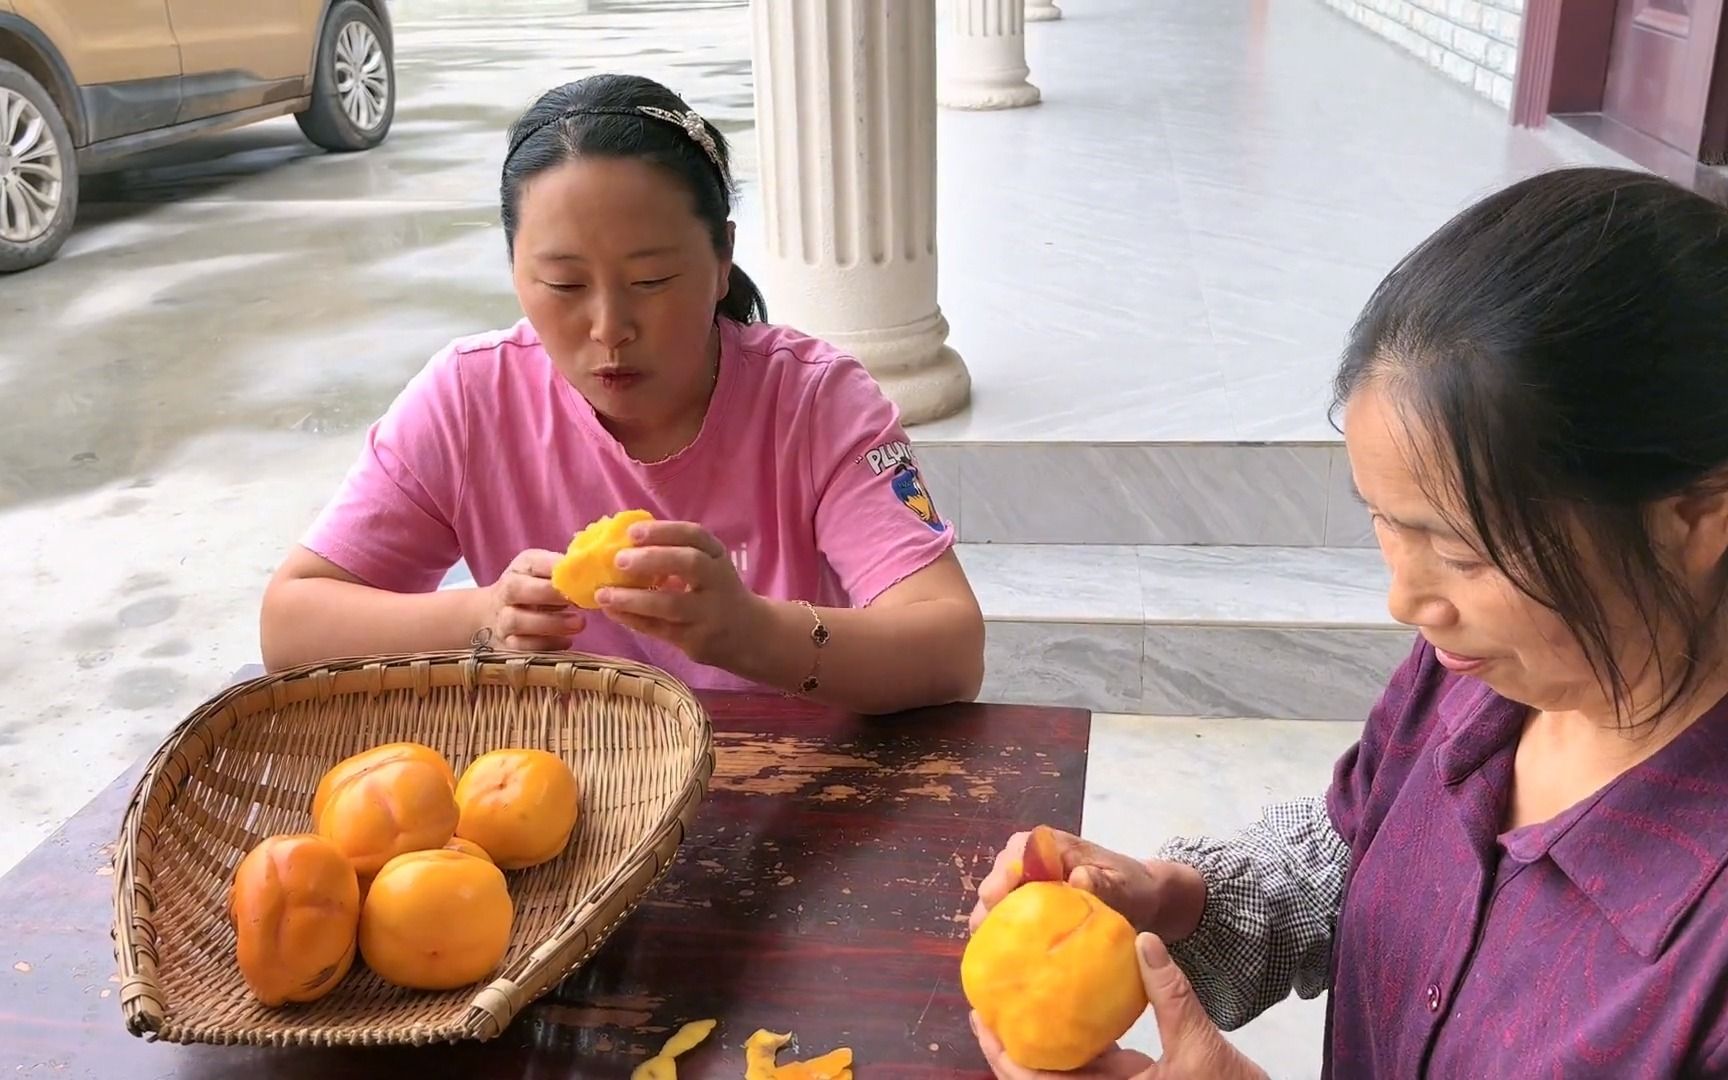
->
865;440;946;532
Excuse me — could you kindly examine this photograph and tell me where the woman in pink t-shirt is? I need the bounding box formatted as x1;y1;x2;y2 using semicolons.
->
260;75;984;713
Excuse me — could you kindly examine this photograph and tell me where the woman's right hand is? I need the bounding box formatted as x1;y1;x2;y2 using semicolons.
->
482;549;587;651
968;828;1207;944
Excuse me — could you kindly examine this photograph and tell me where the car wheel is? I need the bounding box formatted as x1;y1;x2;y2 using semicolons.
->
0;60;77;273
296;0;395;152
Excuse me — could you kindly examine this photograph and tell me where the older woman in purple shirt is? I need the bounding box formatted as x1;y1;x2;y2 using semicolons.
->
969;166;1728;1079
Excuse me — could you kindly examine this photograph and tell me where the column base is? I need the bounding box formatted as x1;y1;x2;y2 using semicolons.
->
1026;2;1062;21
939;78;1042;111
874;346;972;425
826;313;972;425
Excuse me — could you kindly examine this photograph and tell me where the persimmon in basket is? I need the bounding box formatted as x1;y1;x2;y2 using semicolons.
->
353;837;489;910
961;830;1148;1071
443;836;493;862
359;848;514;990
551;508;655;608
228;833;362;1006
312;742;460;877
454;749;580;870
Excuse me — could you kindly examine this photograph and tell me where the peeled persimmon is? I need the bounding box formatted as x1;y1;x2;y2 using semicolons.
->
314;748;459;877
454;749;580;870
228;833;361;1006
550;509;655;608
961;881;1147;1072
359;848;513;990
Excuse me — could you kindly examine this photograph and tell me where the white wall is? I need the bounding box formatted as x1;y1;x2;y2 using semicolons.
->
1321;0;1524;108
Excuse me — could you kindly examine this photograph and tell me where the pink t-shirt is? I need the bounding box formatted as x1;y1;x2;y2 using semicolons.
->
301;317;954;691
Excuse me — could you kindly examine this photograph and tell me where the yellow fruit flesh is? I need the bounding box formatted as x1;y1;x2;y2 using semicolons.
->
744;1029;854;1080
961;881;1147;1072
629;1018;717;1080
551;509;655;608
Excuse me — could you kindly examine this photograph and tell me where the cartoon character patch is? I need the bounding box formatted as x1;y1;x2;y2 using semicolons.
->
864;440;946;532
890;464;943;531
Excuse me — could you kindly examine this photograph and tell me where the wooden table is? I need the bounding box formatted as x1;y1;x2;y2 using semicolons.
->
0;691;1088;1079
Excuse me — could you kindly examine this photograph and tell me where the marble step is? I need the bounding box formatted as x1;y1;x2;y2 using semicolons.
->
440;542;1408;721
961;543;1413;721
915;439;1375;549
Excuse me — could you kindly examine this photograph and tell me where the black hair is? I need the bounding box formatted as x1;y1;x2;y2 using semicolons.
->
1333;166;1728;724
500;74;765;324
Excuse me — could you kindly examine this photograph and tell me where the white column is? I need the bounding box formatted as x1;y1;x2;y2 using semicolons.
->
1026;0;1062;22
940;0;1041;110
751;0;971;426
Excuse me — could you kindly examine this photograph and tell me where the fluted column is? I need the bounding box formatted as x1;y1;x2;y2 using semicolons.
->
750;0;971;425
940;0;1041;110
1026;0;1062;22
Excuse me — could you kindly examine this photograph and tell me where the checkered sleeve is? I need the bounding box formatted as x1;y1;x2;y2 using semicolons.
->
1153;795;1349;1031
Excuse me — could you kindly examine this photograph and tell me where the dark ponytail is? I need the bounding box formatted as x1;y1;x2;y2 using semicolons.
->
722;265;765;324
501;74;766;324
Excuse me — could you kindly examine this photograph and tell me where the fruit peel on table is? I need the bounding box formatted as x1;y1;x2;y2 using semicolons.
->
745;1029;854;1080
631;1018;718;1079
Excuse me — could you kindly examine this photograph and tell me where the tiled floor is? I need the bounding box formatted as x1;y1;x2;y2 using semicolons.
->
1085;713;1363;1076
890;0;1635;443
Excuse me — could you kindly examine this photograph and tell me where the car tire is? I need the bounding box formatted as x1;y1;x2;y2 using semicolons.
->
0;60;78;273
296;0;395;152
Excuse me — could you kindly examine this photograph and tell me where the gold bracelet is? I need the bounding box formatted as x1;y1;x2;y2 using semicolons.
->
796;600;829;694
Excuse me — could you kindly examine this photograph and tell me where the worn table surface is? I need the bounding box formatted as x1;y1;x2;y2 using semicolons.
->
0;690;1088;1079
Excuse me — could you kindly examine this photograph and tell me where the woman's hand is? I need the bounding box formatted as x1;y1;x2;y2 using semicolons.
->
969;829;1206;943
484;549;587;651
972;934;1268;1080
594;520;767;667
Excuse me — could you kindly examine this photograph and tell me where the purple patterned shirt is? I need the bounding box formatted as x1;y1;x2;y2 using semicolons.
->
1326;641;1728;1077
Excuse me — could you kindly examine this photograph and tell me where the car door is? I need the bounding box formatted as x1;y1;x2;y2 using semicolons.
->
163;0;322;122
12;0;183;141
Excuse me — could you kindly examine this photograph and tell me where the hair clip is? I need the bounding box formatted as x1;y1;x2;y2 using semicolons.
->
637;106;723;170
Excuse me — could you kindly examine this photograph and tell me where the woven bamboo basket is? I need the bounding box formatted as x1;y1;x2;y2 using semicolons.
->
111;646;714;1046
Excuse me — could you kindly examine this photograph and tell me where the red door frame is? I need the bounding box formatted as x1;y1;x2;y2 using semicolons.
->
1514;0;1728;163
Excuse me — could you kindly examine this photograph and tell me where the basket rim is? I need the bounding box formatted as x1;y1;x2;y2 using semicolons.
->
111;646;714;1046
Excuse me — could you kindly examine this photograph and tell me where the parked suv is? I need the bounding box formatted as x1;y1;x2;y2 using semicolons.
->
0;0;395;272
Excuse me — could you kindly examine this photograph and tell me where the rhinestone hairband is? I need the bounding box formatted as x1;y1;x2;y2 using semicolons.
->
506;104;723;171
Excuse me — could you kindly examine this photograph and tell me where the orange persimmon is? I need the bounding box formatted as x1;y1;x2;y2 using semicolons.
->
228;833;361;1006
443;836;493;863
311;742;456;825
453;749;580;870
961;881;1147;1071
313;746;459;877
359;849;513;990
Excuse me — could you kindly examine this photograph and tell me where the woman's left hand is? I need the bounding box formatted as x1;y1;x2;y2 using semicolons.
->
594;519;766;667
972;934;1269;1080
